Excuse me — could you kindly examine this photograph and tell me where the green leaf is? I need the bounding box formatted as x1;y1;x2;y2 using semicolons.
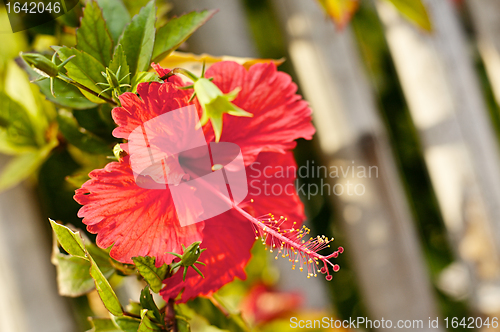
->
140;286;163;323
90;255;123;316
88;317;122;332
138;310;161;331
55;46;111;103
130;72;159;93
384;0;432;31
132;256;168;293
53;255;96;297
40;78;98;110
0;139;56;191
112;316;141;332
49;219;88;259
177;318;191;332
118;0;156;76
77;1;114;66
126;301;143;316
53;242;115;297
87;243;115;275
57;109;111;155
55;2;84;28
152;10;217;63
65;171;91;188
50;220;123;316
5;60;46;128
72;105;117;138
0;91;39;154
109;44;131;85
95;0;131;44
187;297;250;332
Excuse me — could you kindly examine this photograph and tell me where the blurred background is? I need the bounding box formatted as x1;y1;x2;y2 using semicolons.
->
1;0;500;331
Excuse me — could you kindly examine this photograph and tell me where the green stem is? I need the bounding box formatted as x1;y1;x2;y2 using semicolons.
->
165;299;178;332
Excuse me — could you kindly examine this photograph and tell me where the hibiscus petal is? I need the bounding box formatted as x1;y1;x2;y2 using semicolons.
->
74;158;204;266
204;62;316;164
112;82;192;139
243;151;306;227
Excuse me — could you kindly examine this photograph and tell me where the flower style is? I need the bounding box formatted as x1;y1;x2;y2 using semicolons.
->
75;60;319;302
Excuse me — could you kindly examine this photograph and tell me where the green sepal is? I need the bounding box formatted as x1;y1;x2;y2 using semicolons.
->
194;78;252;142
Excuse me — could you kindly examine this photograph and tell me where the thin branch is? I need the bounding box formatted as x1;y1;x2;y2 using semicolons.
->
57;74;118;106
164;299;178;332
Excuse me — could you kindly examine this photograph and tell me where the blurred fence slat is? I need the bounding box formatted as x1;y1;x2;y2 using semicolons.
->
377;0;500;314
272;0;440;329
0;157;75;332
467;0;500;110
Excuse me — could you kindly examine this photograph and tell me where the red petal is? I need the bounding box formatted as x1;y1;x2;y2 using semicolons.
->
243;151;306;227
74;159;204;266
112;82;192;139
204;61;316;164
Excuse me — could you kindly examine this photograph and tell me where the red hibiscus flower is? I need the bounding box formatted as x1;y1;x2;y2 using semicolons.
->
75;61;340;303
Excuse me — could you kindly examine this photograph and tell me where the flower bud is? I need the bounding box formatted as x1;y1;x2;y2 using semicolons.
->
22;52;59;78
194;78;252;142
180;241;206;266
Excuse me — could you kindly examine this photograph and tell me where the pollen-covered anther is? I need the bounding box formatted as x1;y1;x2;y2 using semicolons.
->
251;211;343;281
